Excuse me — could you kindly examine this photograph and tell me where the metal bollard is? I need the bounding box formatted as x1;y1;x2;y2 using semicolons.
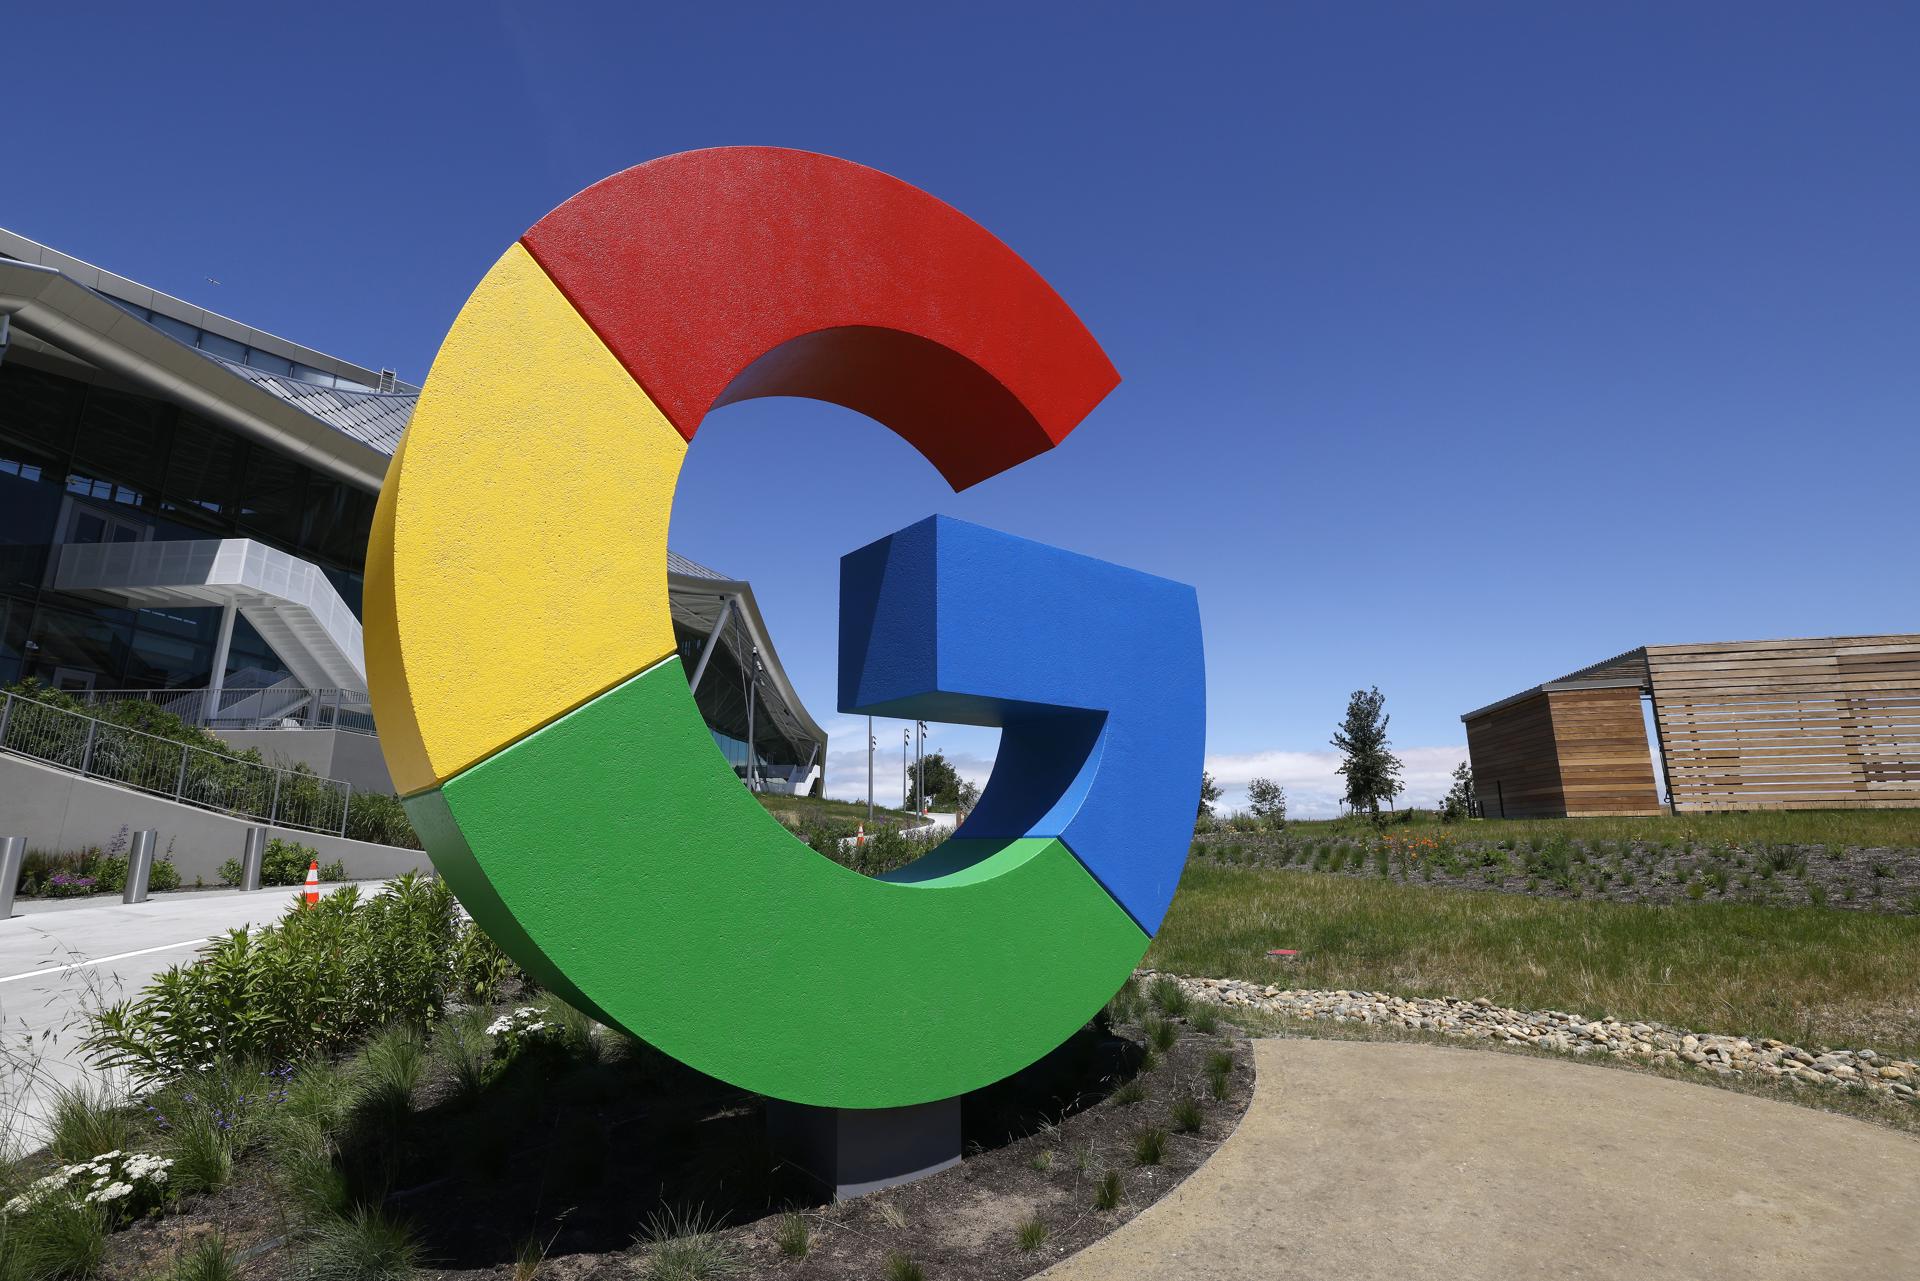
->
240;826;267;892
0;836;25;920
122;829;157;904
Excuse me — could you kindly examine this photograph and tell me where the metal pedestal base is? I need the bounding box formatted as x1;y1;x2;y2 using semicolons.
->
766;1096;961;1200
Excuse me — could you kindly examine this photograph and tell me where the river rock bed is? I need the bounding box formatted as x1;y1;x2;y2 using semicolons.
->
1144;971;1920;1105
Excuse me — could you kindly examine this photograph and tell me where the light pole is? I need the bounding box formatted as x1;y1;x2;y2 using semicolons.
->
915;720;927;815
867;717;874;826
902;727;910;810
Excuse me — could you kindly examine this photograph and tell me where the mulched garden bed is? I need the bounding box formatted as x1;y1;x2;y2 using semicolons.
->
99;999;1253;1279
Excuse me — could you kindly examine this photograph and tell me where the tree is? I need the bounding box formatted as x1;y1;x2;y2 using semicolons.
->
1246;777;1287;828
1331;686;1404;824
1440;761;1477;822
1197;770;1223;822
917;751;980;813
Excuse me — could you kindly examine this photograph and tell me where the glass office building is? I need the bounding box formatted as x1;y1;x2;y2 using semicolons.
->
0;227;824;795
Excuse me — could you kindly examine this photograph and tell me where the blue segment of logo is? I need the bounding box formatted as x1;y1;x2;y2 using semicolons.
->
839;515;1206;934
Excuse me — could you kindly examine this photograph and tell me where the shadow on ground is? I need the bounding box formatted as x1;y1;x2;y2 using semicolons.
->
352;1023;1146;1268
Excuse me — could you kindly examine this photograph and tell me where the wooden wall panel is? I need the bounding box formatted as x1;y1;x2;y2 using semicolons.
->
1648;636;1920;812
1465;692;1566;819
1546;687;1664;817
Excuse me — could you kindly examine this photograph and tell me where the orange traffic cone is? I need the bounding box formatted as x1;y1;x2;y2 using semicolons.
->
856;823;866;847
303;859;320;907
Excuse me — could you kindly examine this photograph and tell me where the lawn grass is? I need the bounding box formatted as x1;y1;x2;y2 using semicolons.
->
1272;807;1920;850
1148;863;1920;1057
753;791;921;830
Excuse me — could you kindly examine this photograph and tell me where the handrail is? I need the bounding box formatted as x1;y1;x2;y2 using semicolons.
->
77;685;377;737
0;691;353;836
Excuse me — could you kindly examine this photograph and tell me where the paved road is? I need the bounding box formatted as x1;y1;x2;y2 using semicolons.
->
0;885;349;1154
1041;1039;1920;1280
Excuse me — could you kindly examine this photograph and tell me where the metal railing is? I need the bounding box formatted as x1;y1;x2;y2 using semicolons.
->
0;691;353;835
77;685;377;736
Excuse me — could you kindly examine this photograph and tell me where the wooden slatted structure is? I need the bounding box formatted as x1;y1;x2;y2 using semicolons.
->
1647;635;1920;812
1463;634;1920;817
1464;683;1662;819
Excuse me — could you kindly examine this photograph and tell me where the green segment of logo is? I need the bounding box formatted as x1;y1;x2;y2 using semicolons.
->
402;656;1148;1109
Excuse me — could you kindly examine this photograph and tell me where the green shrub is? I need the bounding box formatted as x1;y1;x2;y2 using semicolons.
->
2;1194;109;1278
352;1026;426;1130
1093;1170;1123;1210
1015;1214;1049;1251
636;1203;740;1280
86;874;471;1086
94;851;184;894
279;1058;355;1137
773;1212;810;1259
1131;1125;1168;1165
1102;975;1141;1027
13;833;180;898
1111;1078;1147;1106
1147;976;1189;1017
1170;1094;1204;1134
883;1252;925;1281
268;1119;350;1224
540;995;604;1065
147;1058;289;1152
450;922;523;1004
430;1008;496;1104
1207;1062;1231;1101
216;837;332;888
305;1206;422;1281
46;1082;133;1163
164;1110;235;1197
1144;1015;1178;1052
345;790;420;849
169;1232;241;1281
1187;1003;1220;1034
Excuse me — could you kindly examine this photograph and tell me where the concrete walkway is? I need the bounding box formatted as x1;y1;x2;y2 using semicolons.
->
0;884;351;1153
1041;1039;1920;1280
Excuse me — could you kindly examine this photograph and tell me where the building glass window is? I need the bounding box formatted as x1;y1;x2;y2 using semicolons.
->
24;601;133;686
237;445;305;544
245;349;293;377
303;474;373;569
161;414;243;528
146;313;199;346
197;332;247;362
123;607;218;689
0;364;81;592
69;386;170;511
0;597;29;686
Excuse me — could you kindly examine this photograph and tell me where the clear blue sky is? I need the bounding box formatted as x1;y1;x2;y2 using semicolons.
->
9;4;1917;813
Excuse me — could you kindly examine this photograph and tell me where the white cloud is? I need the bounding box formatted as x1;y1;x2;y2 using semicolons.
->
1206;745;1467;819
816;713;1465;821
818;717;996;806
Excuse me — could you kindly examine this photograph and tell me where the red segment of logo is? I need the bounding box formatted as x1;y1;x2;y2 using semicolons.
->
519;147;1119;491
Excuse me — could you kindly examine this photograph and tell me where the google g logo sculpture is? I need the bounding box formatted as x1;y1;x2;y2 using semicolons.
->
366;149;1204;1132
